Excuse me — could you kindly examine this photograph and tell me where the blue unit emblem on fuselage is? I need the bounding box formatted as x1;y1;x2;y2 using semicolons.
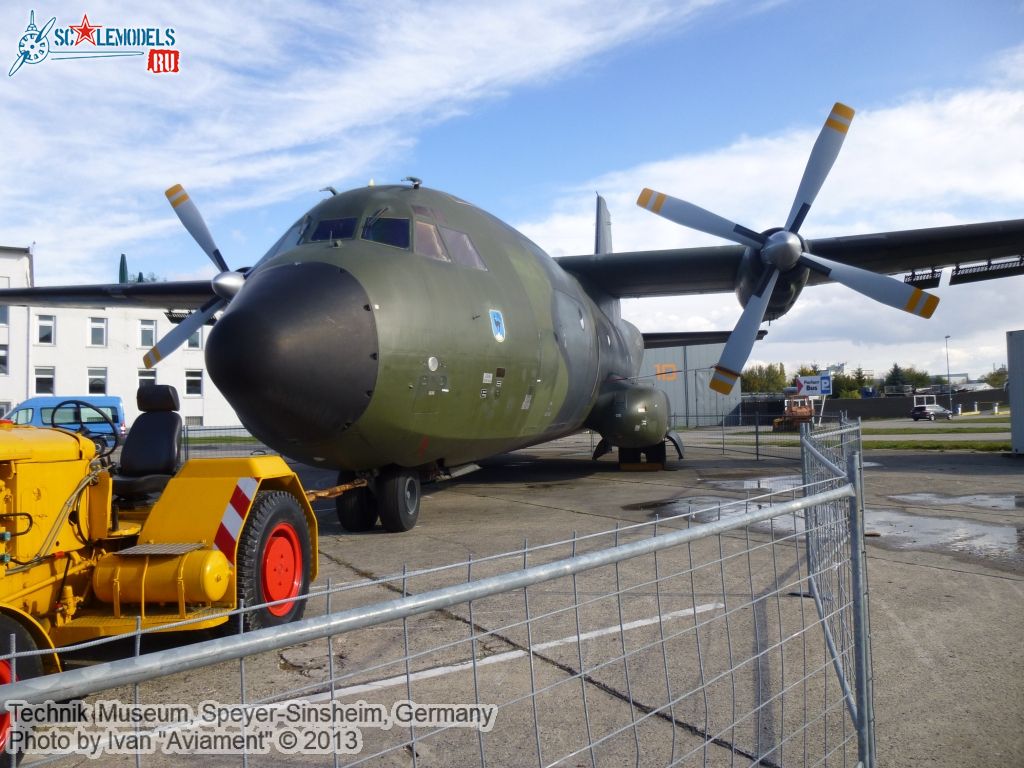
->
489;309;506;343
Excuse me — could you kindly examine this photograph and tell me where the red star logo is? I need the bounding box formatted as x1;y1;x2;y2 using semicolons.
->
69;13;102;46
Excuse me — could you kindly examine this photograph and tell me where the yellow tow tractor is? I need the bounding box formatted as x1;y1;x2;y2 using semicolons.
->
0;385;321;750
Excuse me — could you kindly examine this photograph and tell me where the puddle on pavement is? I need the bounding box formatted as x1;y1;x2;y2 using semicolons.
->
889;493;1024;511
623;489;1024;571
710;475;804;493
866;507;1023;570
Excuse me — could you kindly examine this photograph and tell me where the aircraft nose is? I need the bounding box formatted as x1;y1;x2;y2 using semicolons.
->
205;261;379;461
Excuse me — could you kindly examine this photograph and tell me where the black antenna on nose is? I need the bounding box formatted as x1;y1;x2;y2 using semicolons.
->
402;176;422;189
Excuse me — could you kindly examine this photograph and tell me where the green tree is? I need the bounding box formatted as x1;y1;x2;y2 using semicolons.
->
830;372;861;399
852;367;868;388
903;366;932;388
982;366;1008;389
884;363;905;387
741;363;787;393
796;363;820;376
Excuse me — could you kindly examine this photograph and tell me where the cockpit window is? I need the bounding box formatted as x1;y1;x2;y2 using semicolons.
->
309;217;357;242
258;215;311;264
414;220;451;262
361;215;410;249
439;226;487;270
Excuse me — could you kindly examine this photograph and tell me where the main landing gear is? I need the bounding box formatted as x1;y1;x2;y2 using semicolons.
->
336;468;421;534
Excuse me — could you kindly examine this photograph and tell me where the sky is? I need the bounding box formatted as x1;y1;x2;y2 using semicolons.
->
1;0;1022;382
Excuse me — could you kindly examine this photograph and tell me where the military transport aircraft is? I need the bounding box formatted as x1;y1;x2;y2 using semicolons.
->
2;103;1022;533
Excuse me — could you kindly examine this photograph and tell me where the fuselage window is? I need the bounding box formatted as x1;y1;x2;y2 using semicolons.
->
414;220;451;262
310;217;357;242
439;226;487;270
362;216;410;249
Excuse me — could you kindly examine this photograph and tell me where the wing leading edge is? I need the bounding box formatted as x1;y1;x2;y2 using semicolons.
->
0;280;215;309
555;218;1024;298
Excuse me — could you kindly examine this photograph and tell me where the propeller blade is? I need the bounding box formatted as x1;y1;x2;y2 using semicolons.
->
709;268;780;394
143;296;225;368
637;188;766;249
785;102;855;233
165;184;230;273
799;252;939;318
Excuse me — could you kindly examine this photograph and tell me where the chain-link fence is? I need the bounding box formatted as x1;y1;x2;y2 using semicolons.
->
181;425;278;461
678;414;846;461
3;422;872;767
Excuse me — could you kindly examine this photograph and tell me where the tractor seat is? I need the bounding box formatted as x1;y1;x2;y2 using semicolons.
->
112;385;182;500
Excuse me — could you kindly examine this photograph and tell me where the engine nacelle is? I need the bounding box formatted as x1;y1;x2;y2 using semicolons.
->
586;381;670;448
735;244;810;322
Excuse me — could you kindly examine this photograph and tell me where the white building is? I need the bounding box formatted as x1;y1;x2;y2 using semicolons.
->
0;245;240;426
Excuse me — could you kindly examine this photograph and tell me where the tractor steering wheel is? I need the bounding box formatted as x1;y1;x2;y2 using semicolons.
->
49;399;120;459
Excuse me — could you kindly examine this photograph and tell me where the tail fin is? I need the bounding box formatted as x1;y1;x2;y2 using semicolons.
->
595;194;612;255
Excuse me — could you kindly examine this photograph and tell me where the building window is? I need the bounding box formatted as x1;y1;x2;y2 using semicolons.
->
187;328;202;349
37;315;55;345
184;415;204;427
185;370;203;396
0;345;7;376
0;277;8;325
139;369;157;389
35;367;55;394
140;319;156;348
89;317;107;346
88;367;107;395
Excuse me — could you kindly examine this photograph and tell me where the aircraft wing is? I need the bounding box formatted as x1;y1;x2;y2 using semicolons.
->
555;218;1024;298
0;281;215;309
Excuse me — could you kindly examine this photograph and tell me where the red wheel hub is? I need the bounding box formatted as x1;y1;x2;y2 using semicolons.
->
262;522;302;616
0;660;13;751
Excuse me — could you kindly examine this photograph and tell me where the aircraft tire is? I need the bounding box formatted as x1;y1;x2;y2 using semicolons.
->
377;469;420;533
236;491;312;630
0;615;43;762
336;484;378;532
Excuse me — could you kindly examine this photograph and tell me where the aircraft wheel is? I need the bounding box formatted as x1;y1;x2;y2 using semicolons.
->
0;615;43;761
644;441;667;464
619;447;641;464
236;491;312;630
336;473;378;532
377;469;420;533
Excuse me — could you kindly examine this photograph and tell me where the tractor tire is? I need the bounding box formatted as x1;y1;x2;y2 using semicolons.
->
236;491;312;631
336;486;378;532
0;615;43;762
335;471;378;532
377;469;420;533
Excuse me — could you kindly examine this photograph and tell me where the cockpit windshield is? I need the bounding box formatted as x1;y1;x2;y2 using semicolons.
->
309;217;357;241
256;215;311;266
361;212;410;249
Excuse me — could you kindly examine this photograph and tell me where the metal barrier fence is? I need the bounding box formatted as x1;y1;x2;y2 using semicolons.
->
3;422;873;767
181;425;279;461
679;414;845;462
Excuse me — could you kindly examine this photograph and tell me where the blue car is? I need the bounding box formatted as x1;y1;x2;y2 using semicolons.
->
4;395;127;448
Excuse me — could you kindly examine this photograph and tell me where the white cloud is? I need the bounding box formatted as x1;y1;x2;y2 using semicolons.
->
517;85;1024;379
0;0;716;283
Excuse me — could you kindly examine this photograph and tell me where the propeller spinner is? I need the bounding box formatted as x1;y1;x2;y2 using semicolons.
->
637;102;940;395
143;185;240;368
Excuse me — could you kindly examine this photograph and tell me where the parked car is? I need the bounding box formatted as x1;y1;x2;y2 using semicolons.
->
4;395;127;447
910;404;953;421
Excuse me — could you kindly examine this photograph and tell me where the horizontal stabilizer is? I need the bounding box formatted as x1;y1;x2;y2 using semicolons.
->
642;330;767;349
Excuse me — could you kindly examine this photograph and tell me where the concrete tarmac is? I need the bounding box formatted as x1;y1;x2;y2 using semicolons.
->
41;436;1023;767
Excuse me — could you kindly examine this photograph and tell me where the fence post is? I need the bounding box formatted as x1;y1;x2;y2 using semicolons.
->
754;416;761;460
845;448;875;768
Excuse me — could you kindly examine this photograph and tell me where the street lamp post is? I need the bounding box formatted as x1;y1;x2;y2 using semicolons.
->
944;335;953;414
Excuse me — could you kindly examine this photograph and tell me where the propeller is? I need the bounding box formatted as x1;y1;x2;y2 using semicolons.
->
143;185;244;368
637;102;940;394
